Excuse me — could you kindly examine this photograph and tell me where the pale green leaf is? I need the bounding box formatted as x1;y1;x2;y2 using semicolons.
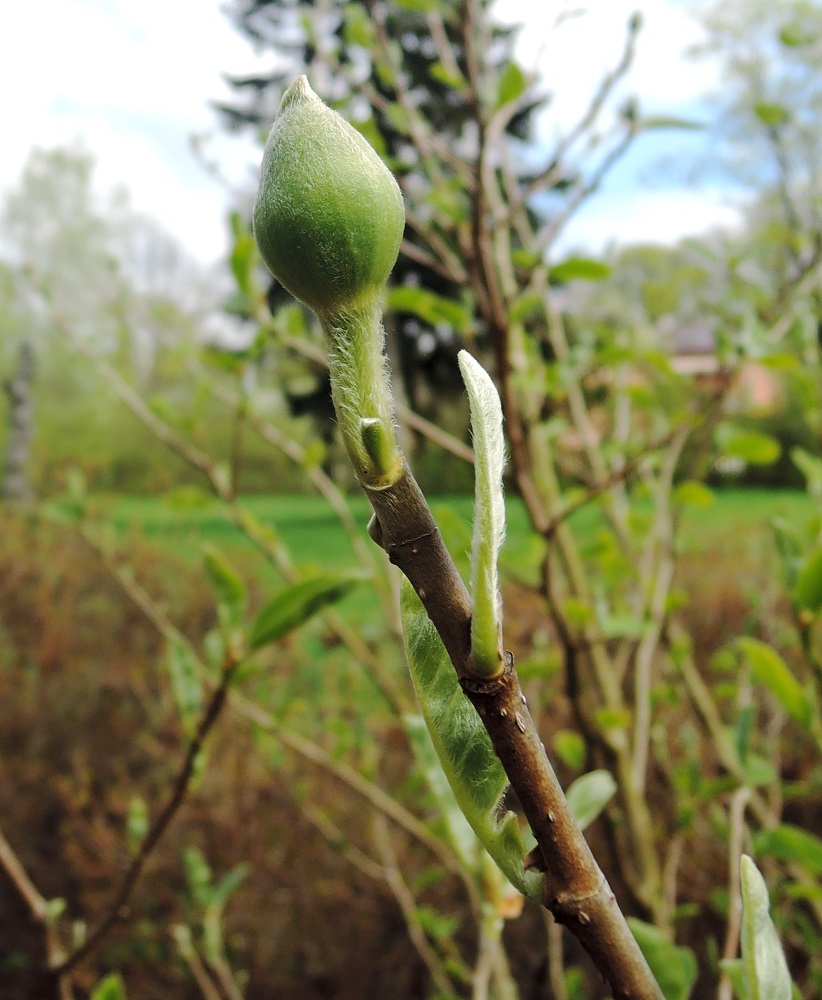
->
740;855;792;1000
496;61;527;107
628;919;698;1000
90;974;128;1000
458;351;506;676
735;638;812;729
565;770;617;831
401;580;544;901
387;285;471;330
718;427;781;466
203;544;246;628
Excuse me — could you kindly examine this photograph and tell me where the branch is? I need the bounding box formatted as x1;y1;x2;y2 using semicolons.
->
362;462;663;997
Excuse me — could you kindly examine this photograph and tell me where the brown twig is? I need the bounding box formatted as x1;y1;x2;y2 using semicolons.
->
51;656;237;976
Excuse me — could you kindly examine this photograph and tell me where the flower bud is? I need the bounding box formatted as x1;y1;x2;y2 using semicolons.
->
253;76;405;317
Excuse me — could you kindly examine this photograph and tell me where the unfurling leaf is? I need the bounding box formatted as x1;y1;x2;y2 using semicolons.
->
740;855;792;1000
401;580;544;901
458;350;506;677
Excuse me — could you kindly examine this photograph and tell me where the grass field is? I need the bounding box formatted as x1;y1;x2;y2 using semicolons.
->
102;487;815;563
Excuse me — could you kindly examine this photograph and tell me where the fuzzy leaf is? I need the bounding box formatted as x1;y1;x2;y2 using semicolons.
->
458;351;506;676
401;580;544;901
740;855;792;1000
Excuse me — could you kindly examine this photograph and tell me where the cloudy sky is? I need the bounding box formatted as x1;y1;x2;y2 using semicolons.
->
1;0;741;267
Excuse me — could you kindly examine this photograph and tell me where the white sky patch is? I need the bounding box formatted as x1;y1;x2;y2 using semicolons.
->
1;0;730;266
555;186;743;256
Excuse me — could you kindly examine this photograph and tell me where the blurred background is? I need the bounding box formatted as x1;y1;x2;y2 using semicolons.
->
2;1;822;998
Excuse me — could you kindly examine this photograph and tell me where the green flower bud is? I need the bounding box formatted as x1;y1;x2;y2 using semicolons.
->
253;76;405;317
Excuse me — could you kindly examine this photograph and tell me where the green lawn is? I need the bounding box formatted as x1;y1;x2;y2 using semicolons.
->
101;487;815;569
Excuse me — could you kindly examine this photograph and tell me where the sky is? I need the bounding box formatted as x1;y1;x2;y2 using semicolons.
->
0;0;742;269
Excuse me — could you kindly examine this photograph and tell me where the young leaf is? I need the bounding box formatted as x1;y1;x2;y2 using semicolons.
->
565;770;617;831
550;257;612;283
203;544;247;631
458;350;506;677
126;797;149;854
627;919;698;1000
249;574;361;652
740;855;792;1000
401;580;544;901
735;638;812;729
166;636;204;737
89;974;128;1000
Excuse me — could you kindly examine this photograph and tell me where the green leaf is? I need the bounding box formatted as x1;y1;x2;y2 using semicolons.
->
184;846;214;909
496;61;527;107
754;102;790;128
89;974;128;1000
735;638;812;729
794;547;822;613
672;481;715;508
401;580;544;901
565;770;617;831
740;855;792;1000
790;446;822;502
627;919;698;1000
779;23;816;47
126;797;149;853
166;637;203;737
754;824;822;877
550;257;612;284
553;730;586;770
429;61;466;91
387;285;471;331
249;574;361;652
718;427;781;466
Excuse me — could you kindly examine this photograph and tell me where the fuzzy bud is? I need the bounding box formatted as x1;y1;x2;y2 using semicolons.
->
253;76;405;317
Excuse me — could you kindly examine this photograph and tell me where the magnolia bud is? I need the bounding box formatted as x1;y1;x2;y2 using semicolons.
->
253;76;405;317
